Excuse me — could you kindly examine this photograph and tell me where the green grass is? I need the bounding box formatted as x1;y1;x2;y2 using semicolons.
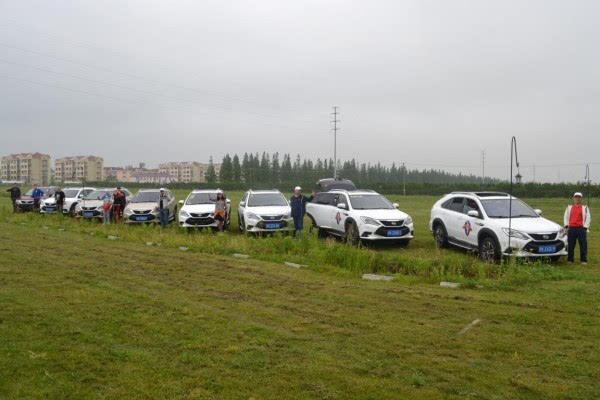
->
1;191;599;399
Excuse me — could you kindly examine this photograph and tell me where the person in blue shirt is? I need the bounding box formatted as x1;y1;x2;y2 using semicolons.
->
289;186;315;235
31;184;45;211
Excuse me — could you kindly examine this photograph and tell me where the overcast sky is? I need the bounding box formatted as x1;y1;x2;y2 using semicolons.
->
1;0;598;182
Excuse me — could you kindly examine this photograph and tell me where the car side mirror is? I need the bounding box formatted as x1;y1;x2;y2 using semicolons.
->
534;209;542;216
78;194;84;198
240;201;245;207
226;199;231;203
337;203;347;210
178;200;184;205
467;210;480;218
392;203;399;209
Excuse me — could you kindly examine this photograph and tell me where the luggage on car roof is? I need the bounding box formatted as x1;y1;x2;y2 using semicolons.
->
315;178;356;192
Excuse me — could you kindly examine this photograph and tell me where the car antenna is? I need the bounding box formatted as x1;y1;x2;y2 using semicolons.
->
507;136;519;256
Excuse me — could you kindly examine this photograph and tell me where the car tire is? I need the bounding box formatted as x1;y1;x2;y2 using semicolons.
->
238;214;244;232
317;228;328;239
397;239;410;247
345;221;360;246
479;236;500;263
69;203;77;217
549;255;561;263
433;223;449;248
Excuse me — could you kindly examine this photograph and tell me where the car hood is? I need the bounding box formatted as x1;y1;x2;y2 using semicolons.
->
18;195;34;201
490;217;561;233
79;199;103;208
247;205;290;216
127;202;158;211
353;208;409;221
181;204;218;213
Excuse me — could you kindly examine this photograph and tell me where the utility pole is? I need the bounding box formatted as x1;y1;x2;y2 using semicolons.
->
402;162;406;196
331;106;340;179
481;150;486;186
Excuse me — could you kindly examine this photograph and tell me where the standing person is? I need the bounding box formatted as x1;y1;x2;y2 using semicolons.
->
157;188;169;228
31;184;44;211
6;183;21;213
564;192;591;265
116;186;127;218
54;186;66;215
101;190;112;224
112;189;124;223
289;186;316;235
214;192;227;232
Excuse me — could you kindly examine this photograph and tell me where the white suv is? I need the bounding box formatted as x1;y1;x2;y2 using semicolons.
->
306;189;414;245
40;187;95;215
178;189;231;229
429;192;568;262
238;190;293;233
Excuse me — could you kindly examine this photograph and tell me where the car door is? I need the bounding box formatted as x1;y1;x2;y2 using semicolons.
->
444;196;466;241
459;197;484;248
331;193;349;234
239;192;249;222
311;193;334;228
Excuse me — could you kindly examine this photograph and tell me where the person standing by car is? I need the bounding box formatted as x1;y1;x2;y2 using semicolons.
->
214;192;227;232
289;186;315;235
54;186;66;216
158;188;169;228
116;186;127;218
31;184;44;211
101;190;112;224
6;183;21;213
564;192;591;265
112;188;124;223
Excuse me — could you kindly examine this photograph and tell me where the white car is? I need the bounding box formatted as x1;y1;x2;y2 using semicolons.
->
124;189;177;224
429;192;568;262
238;190;293;233
40;187;96;215
178;189;232;229
75;188;133;220
306;189;414;245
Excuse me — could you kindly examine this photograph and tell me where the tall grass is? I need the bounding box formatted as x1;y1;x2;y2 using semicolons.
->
1;208;582;288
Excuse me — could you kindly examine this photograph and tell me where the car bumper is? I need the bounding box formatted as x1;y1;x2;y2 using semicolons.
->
76;210;103;219
500;237;568;257
16;202;35;211
125;214;159;223
179;216;218;228
360;223;414;241
40;205;62;214
245;219;293;232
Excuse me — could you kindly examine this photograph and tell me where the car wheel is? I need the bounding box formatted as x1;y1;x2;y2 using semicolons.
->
317;228;328;239
479;236;499;263
345;221;360;246
238;215;244;232
433;223;449;248
69;204;77;217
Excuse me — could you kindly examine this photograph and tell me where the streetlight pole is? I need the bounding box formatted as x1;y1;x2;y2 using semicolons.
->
508;136;519;255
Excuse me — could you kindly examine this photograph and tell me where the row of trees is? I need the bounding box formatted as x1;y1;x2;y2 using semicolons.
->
204;152;495;187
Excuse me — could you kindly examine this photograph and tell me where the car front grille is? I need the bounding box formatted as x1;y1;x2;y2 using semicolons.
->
522;240;564;254
190;212;212;218
379;219;405;227
374;226;410;237
133;210;153;215
83;207;97;211
186;217;215;226
129;215;156;221
260;215;285;221
256;220;289;229
528;233;558;241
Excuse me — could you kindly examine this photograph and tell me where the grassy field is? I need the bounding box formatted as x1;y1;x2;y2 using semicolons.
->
1;189;599;399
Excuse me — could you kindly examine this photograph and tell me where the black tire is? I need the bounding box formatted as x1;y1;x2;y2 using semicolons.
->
549;255;561;263
69;203;77;217
479;236;500;263
238;214;245;232
433;223;449;248
397;239;410;247
317;228;328;239
345;221;360;246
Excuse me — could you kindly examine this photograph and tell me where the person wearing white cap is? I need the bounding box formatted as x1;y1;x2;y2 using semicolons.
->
157;188;170;228
289;186;316;235
563;192;591;264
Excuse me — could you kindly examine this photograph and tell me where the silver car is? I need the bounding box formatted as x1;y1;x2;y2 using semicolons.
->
124;189;177;224
75;188;133;220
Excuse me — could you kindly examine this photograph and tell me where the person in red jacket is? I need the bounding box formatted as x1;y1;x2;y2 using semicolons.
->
112;188;125;223
564;192;591;265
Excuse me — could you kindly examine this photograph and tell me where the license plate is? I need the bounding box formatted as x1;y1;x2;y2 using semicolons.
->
538;245;556;254
387;229;403;237
265;223;280;229
46;207;55;212
136;216;148;221
84;212;94;217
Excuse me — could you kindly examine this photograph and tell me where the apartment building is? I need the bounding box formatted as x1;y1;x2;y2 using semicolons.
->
55;156;104;182
104;164;173;184
1;153;51;185
158;161;222;183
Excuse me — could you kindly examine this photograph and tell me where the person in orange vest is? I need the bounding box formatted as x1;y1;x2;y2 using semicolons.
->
564;192;591;265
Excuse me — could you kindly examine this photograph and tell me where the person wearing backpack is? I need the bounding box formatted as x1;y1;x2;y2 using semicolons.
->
564;192;591;265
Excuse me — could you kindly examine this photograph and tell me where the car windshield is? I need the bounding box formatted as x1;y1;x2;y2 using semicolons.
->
25;188;47;196
132;191;160;203
248;193;287;207
63;189;80;198
349;194;394;210
85;190;111;200
481;199;539;218
186;192;218;205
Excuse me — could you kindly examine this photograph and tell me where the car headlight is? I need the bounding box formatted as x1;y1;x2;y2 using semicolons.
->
360;216;380;225
559;228;567;237
180;210;190;218
283;212;291;219
502;228;529;241
246;212;261;221
124;208;133;215
404;216;413;225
